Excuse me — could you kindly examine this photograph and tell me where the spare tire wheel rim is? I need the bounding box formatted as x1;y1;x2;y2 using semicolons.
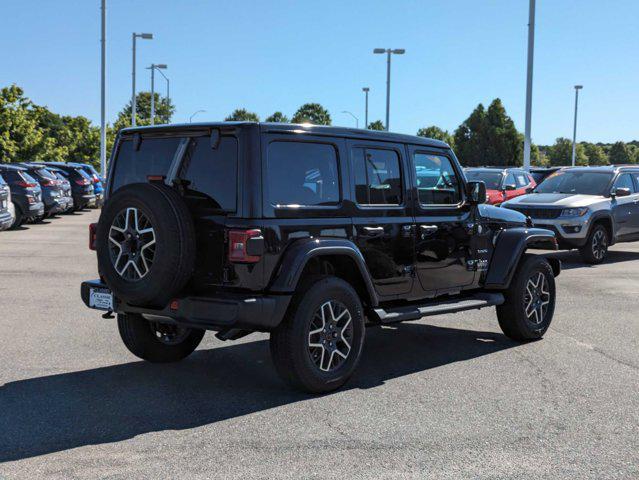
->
108;207;156;280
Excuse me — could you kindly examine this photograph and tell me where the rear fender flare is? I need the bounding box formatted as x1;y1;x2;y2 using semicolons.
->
484;227;559;290
269;238;379;307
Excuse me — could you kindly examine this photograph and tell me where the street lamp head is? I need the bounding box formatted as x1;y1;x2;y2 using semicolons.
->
392;49;406;55
156;64;168;69
140;33;153;39
373;48;386;54
362;87;370;92
574;85;583;90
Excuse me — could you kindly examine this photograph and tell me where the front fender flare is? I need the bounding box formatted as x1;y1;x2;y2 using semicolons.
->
269;238;379;307
484;227;559;290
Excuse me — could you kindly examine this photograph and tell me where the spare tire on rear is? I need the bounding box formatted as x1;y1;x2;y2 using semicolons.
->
96;182;196;308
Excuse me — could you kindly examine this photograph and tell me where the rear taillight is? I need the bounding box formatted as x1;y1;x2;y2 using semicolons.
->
228;229;263;263
92;175;100;184
75;178;90;186
89;223;97;250
41;179;59;187
16;181;38;188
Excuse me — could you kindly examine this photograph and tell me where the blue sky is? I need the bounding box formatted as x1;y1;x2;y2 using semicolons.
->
1;0;637;145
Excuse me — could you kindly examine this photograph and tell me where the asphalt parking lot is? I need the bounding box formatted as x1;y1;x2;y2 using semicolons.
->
1;210;637;479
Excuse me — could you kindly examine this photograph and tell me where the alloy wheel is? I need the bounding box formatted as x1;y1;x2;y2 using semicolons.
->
308;300;354;372
523;271;551;325
108;207;156;280
591;229;608;261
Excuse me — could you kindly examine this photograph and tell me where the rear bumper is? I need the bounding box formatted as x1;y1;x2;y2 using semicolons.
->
73;194;96;209
26;202;45;219
80;279;292;332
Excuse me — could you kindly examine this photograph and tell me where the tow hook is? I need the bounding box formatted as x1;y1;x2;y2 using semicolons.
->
102;310;115;319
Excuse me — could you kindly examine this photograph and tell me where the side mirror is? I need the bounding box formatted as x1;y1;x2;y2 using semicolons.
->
466;181;487;205
503;184;517;191
612;187;631;198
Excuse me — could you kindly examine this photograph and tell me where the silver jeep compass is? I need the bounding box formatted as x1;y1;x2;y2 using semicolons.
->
502;166;639;263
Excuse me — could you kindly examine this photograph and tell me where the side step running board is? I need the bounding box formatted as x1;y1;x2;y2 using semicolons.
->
371;292;505;324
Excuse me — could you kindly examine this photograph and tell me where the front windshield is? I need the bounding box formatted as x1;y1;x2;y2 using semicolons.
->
534;171;612;196
465;170;503;190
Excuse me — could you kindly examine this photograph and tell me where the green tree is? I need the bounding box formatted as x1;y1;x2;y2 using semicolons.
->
416;125;454;147
454;99;524;167
609;141;632;164
265;111;289;123
114;91;174;131
582;142;608;165
547;137;587;166
0;84;43;163
291;103;331;125
367;120;385;131
453;103;488;166
225;108;260;122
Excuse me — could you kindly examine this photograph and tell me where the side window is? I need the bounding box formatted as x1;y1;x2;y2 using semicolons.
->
413;153;460;205
515;172;529;187
352;147;402;205
266;141;340;207
180;136;238;211
614;173;635;193
504;172;517;188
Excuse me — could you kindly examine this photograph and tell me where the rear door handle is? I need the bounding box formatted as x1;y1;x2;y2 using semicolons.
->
420;225;438;235
362;226;385;235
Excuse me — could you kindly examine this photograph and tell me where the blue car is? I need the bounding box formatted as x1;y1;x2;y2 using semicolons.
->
72;163;105;207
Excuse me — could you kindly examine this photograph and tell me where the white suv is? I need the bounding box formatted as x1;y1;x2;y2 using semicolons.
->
503;166;639;263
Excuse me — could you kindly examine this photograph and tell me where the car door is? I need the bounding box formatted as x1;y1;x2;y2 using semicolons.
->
502;172;519;201
348;140;414;298
626;171;639;238
409;147;475;295
611;173;638;239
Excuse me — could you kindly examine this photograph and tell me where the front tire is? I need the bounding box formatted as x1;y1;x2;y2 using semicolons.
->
117;313;205;363
497;254;556;341
270;276;365;393
579;224;608;264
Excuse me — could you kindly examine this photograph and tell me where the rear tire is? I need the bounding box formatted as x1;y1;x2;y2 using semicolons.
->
497;254;556;341
579;223;608;264
270;276;365;393
9;204;23;229
117;313;205;363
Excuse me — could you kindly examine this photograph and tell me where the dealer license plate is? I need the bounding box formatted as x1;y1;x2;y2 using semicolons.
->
89;288;113;311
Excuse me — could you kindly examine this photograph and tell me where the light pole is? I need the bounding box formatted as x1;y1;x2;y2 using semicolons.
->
571;85;583;166
147;64;167;125
100;0;106;177
523;0;536;171
341;111;359;128
362;87;369;128
156;67;170;123
189;110;206;122
131;32;153;127
373;48;405;131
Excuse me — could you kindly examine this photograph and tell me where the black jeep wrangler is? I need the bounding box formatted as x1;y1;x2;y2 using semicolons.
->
82;122;560;393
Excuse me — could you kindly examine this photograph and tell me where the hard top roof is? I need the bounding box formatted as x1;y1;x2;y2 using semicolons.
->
120;122;451;149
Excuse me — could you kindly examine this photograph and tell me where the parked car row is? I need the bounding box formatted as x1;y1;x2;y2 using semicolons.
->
0;162;104;230
464;165;639;264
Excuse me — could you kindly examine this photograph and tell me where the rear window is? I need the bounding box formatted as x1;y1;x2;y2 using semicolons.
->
180;136;238;211
266;141;340;207
111;137;182;192
33;168;57;180
111;135;238;212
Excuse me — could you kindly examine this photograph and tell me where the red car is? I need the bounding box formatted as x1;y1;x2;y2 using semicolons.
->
464;167;536;205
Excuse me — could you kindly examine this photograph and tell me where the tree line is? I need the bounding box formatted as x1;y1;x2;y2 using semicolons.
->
1;83;636;169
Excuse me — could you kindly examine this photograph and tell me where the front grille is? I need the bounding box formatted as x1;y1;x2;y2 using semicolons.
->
507;206;562;219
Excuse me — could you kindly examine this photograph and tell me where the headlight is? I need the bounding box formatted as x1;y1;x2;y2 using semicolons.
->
560;207;588;217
